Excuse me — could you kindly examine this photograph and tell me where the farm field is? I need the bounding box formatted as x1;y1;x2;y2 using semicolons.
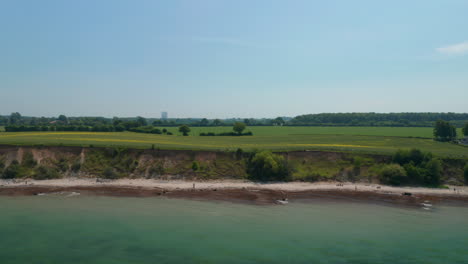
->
160;126;464;138
0;129;466;158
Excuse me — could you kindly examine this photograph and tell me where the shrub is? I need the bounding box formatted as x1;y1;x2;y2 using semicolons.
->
380;164;407;186
0;160;4;175
464;164;468;184
57;158;69;172
149;164;165;177
103;167;119;179
33;166;60;180
192;161;199;171
235;148;244;160
403;162;425;183
22;152;37;168
247;151;291;181
392;149;431;166
71;161;81;172
424;158;442;186
2;161;21;179
129;126;162;134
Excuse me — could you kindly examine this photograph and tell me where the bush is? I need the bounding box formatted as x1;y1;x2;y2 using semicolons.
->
129;126;162;134
57;158;69;172
103;167;119;179
380;164;407;186
464;164;468;184
22;152;37;168
247;151;291;181
0;160;4;175
200;132;216;136
192;161;199;171
33;166;60;180
2;161;21;179
235;148;244;160
71;161;81;172
424;158;442;186
403;162;425;183
392;149;431;166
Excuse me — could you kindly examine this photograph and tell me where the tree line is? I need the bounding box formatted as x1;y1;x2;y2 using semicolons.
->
291;112;468;127
2;112;468;130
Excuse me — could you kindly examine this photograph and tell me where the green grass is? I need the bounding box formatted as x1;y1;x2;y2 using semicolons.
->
161;126;463;138
0;129;466;158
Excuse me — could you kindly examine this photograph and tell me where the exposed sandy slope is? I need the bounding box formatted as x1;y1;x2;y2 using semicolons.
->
1;178;467;197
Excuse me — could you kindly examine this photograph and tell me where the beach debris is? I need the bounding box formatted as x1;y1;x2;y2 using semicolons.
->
421;202;432;207
403;192;412;196
96;178;111;183
66;192;80;197
276;198;289;205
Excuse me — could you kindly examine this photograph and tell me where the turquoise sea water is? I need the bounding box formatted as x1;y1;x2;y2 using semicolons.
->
0;196;467;264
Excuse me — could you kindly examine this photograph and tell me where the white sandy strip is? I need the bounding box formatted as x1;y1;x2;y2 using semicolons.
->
1;178;467;196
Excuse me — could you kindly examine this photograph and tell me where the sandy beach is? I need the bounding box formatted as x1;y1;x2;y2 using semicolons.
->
1;178;468;206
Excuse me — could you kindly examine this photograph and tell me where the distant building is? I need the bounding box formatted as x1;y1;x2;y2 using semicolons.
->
161;112;168;120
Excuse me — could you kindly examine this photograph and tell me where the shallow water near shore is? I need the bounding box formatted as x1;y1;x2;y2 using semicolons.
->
1;196;467;264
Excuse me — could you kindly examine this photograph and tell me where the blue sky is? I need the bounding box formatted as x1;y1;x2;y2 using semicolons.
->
1;0;467;118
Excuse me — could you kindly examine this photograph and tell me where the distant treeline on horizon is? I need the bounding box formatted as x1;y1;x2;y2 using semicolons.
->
1;112;468;130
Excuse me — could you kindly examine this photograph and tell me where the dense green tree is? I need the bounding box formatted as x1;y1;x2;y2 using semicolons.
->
463;123;468;136
291;112;468;127
379;164;407;186
136;116;147;126
9;112;22;124
58;114;68;123
247;151;291;181
199;118;209;126
424;158;442;186
433;120;457;142
112;117;122;126
233;122;246;135
273;117;285;125
178;125;191;136
213;119;223;126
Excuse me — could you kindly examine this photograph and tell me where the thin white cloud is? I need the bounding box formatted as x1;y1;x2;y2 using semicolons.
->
436;41;468;55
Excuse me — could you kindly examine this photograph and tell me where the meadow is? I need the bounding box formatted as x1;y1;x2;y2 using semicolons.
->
161;126;456;138
0;126;466;158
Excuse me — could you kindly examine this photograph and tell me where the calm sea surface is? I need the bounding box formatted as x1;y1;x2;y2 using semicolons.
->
0;195;467;264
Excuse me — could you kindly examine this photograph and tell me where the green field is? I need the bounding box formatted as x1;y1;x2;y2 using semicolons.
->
0;126;466;158
161;126;464;138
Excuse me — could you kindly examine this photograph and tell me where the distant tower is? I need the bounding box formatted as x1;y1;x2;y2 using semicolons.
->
161;111;168;120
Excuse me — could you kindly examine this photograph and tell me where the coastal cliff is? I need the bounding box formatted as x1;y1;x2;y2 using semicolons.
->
0;145;466;185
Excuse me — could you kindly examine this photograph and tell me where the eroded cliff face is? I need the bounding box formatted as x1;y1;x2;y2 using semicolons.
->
0;146;465;184
0;146;248;180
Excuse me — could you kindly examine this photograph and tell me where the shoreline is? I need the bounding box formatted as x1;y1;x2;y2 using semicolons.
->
1;179;468;206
